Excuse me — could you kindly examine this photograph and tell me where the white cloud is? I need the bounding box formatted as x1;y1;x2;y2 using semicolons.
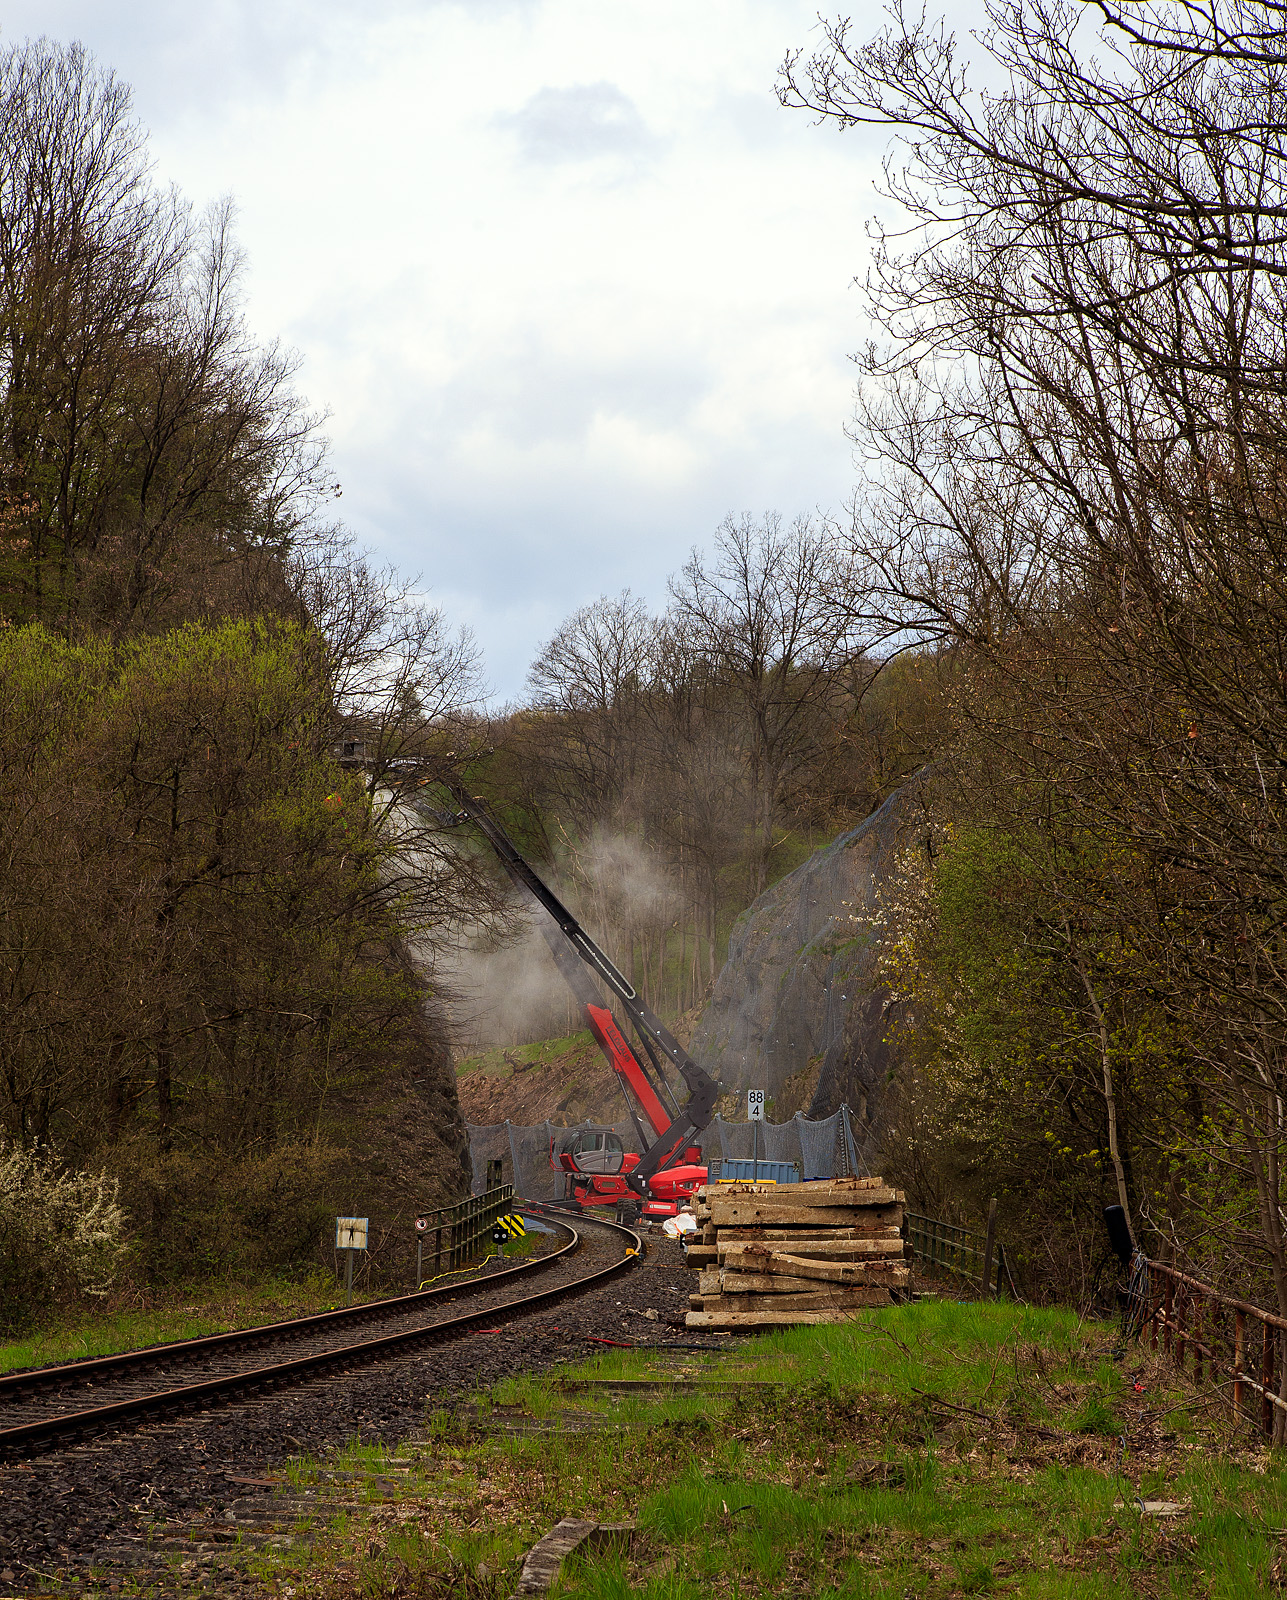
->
501;82;658;167
0;0;891;697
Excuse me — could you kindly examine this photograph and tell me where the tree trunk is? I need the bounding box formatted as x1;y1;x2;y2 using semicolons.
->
707;897;717;990
1072;949;1132;1232
155;1034;173;1153
105;1038;129;1142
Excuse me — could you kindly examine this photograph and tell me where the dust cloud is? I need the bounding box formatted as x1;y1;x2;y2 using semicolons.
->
438;827;678;1051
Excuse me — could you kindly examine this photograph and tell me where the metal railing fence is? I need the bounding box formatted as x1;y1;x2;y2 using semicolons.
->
907;1210;1020;1298
418;1184;515;1276
1144;1258;1287;1438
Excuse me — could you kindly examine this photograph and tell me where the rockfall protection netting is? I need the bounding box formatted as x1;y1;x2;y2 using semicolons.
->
466;1106;861;1198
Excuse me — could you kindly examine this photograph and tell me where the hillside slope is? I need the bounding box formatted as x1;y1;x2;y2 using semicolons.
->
455;1032;628;1128
690;778;927;1130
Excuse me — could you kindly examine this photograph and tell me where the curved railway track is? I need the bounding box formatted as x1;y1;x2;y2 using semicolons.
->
0;1207;641;1459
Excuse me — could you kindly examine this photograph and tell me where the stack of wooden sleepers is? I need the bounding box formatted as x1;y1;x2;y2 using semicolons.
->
684;1176;910;1330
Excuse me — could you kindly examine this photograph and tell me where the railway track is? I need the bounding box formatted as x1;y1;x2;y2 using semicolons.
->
0;1207;641;1459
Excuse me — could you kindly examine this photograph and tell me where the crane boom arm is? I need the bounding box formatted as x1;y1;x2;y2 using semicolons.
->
441;783;719;1189
527;909;670;1148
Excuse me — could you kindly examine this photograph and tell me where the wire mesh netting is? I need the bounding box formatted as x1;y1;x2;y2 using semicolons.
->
467;1105;861;1196
707;1109;859;1180
466;1119;645;1199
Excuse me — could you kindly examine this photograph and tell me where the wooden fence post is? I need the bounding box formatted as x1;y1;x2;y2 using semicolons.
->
981;1198;998;1300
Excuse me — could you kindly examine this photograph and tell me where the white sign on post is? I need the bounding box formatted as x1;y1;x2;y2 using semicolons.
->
747;1090;765;1122
336;1216;368;1250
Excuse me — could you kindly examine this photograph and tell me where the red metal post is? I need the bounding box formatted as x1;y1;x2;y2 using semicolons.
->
1163;1275;1174;1355
1235;1310;1245;1416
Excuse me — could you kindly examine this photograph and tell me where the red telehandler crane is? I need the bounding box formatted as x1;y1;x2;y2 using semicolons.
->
438;782;719;1219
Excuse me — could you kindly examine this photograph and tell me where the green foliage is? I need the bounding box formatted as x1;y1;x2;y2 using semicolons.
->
876;822;1197;1298
113;1137;341;1283
457;1031;596;1079
0;41;467;1316
0;618;444;1312
0;1140;126;1333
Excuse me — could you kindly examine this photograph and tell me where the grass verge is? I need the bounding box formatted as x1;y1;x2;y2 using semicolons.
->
0;1268;351;1375
0;1235;538;1376
246;1299;1287;1598
456;1030;595;1079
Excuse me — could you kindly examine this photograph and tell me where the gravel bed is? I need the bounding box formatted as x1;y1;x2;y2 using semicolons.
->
0;1226;721;1597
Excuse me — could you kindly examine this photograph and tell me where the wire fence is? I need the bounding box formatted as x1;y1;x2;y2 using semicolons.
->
465;1106;862;1199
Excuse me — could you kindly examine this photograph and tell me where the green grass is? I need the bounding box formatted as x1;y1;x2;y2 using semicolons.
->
0;1266;362;1375
0;1241;534;1376
247;1301;1287;1600
456;1028;594;1078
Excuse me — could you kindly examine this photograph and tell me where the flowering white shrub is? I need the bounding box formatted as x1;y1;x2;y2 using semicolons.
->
0;1141;127;1331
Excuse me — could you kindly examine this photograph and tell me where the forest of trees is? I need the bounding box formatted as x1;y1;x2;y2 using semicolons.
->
454;513;944;1037
442;0;1287;1391
0;40;485;1323
773;0;1287;1374
7;0;1287;1376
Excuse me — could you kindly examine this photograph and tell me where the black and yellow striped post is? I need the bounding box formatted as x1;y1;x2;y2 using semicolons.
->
491;1212;526;1258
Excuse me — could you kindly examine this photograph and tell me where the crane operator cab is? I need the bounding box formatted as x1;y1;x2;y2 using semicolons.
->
557;1128;627;1174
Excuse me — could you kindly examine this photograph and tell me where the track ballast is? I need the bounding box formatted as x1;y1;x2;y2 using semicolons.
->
0;1209;638;1458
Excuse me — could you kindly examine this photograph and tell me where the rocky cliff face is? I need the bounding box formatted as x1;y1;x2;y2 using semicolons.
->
690;779;927;1140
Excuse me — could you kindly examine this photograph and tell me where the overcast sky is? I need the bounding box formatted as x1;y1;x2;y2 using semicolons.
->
4;1;893;700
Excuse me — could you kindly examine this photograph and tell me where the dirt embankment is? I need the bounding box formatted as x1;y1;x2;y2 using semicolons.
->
455;1034;625;1126
455;1010;703;1128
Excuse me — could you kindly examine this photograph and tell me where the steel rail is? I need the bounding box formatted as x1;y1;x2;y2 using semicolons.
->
0;1212;641;1458
0;1212;576;1403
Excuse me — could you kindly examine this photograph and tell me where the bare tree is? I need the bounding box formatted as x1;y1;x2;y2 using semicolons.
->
668;512;858;893
782;0;1287;1376
638;610;756;993
0;39;335;634
525;589;655;828
297;535;483;767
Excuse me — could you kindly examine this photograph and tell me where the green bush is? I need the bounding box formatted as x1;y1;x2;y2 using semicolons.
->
0;1142;126;1333
112;1138;340;1284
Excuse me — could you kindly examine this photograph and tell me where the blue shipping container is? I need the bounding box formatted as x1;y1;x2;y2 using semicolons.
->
717;1159;800;1184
